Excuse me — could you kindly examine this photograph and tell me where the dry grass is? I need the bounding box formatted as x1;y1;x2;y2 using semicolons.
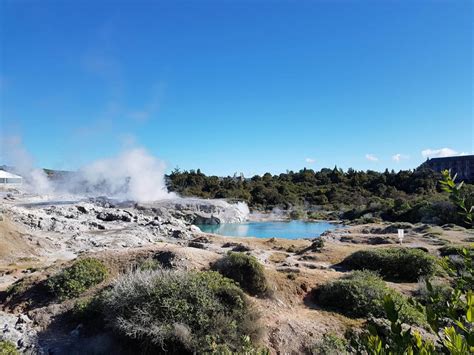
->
268;252;289;263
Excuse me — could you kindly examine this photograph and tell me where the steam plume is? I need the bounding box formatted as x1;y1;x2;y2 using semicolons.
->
2;137;175;202
75;148;175;201
1;136;53;194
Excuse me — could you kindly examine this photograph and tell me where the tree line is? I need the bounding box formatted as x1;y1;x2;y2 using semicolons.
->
167;167;474;227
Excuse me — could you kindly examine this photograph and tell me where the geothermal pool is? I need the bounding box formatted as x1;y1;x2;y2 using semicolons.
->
197;220;341;240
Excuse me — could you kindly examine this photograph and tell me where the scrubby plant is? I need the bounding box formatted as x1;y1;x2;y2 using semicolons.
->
0;341;18;355
359;245;474;354
438;244;473;256
138;257;162;271
439;169;473;228
315;270;425;325
289;208;307;220
308;333;348;355
341;247;437;282
46;258;108;299
100;269;263;353
310;238;324;252
213;252;269;297
5;279;28;298
415;278;453;316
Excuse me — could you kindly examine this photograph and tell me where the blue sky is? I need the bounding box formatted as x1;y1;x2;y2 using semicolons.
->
1;0;472;176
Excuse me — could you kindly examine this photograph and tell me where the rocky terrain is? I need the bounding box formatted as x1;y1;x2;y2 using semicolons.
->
0;194;247;262
0;192;472;354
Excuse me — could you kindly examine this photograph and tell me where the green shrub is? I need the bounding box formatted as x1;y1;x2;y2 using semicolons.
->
341;248;437;282
310;238;324;252
0;340;18;355
137;257;162;271
438;244;473;256
415;278;453;316
6;279;28;298
46;258;108;299
213;252;269;296
289;208;307;220
315;271;425;325
100;269;263;353
308;333;348;355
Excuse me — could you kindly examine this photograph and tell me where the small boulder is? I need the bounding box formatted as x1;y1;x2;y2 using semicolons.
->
96;210;132;222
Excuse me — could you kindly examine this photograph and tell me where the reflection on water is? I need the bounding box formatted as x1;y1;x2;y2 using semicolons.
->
197;220;341;240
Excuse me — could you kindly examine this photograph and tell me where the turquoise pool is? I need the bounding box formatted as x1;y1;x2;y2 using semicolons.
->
197;220;341;239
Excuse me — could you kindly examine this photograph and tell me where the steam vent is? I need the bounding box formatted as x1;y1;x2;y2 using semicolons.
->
421;155;474;183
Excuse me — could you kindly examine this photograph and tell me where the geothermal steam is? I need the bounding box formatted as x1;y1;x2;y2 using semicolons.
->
76;148;175;201
3;137;175;202
2;136;53;194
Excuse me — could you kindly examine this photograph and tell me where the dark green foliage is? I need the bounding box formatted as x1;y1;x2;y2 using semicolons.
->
415;279;453;316
46;258;108;299
100;270;263;354
310;238;324;252
438;244;473;256
315;271;425;325
359;243;474;353
213;252;269;297
168;167;473;226
342;248;437;282
289;208;306;220
439;170;474;228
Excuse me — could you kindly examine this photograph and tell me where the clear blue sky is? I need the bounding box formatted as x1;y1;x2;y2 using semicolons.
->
1;0;472;176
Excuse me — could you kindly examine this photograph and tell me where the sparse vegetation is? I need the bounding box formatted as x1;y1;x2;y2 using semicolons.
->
46;258;108;299
438;244;473;256
289;208;307;220
0;341;18;355
359;246;474;354
415;278;453;316
137;257;162;271
308;333;348;355
100;269;263;353
315;270;425;325
348;171;474;353
341;247;437;282
5;279;28;298
213;252;269;297
309;238;324;252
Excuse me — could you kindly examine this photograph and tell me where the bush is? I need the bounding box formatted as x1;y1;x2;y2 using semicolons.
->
341;248;437;282
289;208;307;220
0;341;18;355
138;257;162;271
415;278;453;316
100;269;262;353
315;271;425;325
308;333;348;355
46;258;108;299
438;244;473;256
213;252;269;296
310;238;324;252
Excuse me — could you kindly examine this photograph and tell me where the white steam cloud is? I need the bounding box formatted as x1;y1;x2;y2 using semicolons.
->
2;137;175;202
76;148;175;201
2;136;53;194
